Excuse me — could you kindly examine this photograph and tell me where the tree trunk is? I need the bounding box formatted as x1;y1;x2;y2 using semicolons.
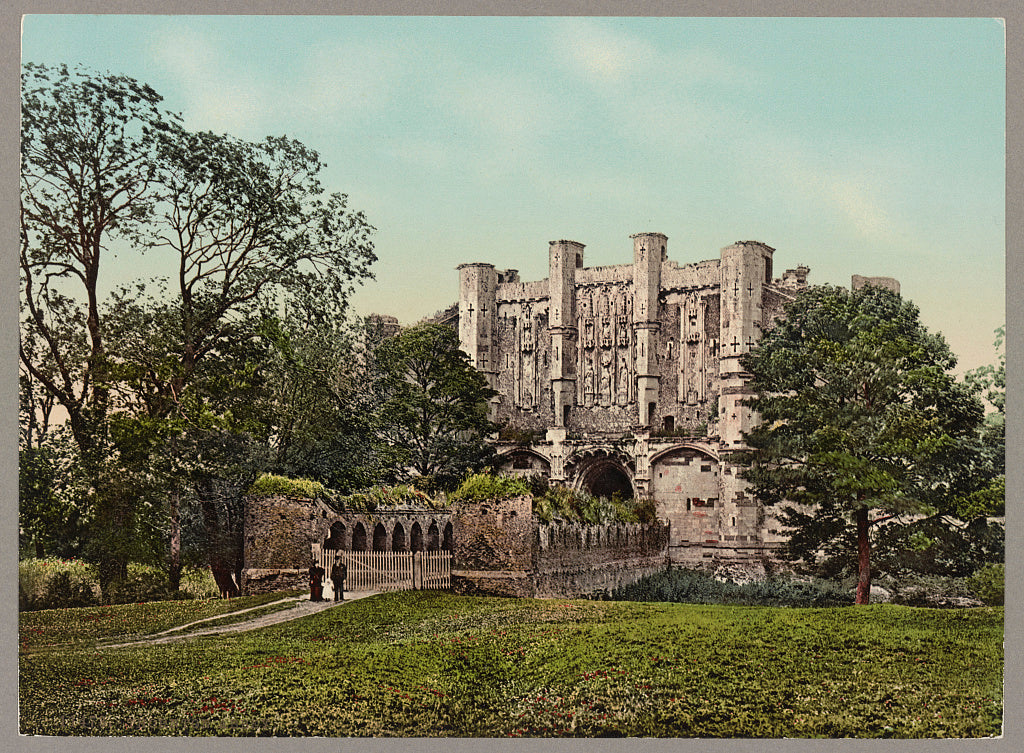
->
201;497;240;598
168;490;182;592
855;504;871;605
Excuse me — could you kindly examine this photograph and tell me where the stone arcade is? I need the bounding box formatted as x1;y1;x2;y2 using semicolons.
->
456;233;898;567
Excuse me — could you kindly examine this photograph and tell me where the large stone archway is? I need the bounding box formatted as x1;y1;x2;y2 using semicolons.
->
569;450;635;499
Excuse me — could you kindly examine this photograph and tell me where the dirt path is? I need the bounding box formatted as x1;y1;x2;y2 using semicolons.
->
99;591;379;650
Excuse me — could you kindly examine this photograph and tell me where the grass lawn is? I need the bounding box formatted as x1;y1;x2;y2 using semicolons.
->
19;591;1003;737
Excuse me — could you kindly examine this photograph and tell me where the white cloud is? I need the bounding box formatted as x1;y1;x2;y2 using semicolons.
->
823;177;896;241
148;26;271;137
296;41;406;121
556;19;658;83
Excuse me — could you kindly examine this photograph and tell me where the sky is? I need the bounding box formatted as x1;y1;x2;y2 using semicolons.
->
19;14;1006;373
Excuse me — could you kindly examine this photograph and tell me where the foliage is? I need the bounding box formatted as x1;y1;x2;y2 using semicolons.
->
967;564;1004;607
19;592;1003;737
255;307;389;492
534;485;656;525
102;567;183;606
19;558;99;611
496;426;545;444
333;485;446;512
612;568;854;608
869;515;1004;579
246;473;327;499
963;326;1006;508
735;285;990;603
19;63;376;595
375;323;496;490
19;559;222;611
448;472;531;503
18;432;87;558
448;472;655;524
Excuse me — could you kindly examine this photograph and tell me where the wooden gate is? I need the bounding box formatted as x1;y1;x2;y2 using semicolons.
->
311;545;451;592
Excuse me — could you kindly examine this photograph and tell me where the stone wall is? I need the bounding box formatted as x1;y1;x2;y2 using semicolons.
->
451;495;669;598
533;519;669;597
241;494;451;595
451;495;535;597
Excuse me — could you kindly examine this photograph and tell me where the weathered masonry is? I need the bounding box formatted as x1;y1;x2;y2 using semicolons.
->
242;493;452;595
451;495;669;598
456;233;898;567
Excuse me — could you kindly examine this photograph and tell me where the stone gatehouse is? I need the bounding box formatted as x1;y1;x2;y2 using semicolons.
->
453;233;897;567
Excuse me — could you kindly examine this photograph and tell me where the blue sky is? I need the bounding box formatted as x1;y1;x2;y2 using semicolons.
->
20;15;1005;372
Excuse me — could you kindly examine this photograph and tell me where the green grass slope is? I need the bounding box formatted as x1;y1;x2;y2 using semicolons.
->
19;591;1003;738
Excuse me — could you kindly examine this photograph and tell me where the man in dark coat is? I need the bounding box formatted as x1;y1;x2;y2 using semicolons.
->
309;565;325;601
331;559;347;602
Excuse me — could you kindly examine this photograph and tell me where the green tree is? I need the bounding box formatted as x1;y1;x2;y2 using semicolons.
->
735;284;986;604
375;322;496;491
254;300;385;491
20;63;376;595
961;326;1005;517
20;63;179;588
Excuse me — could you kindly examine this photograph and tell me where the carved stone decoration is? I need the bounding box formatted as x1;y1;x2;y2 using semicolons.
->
583;357;596;407
617;315;629;346
616;351;630;405
601;317;613;349
521;351;535;409
521;307;534;353
583;318;595;349
600;350;613;405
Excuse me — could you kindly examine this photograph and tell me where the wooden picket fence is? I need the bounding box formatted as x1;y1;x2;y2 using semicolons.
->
311;545;451;592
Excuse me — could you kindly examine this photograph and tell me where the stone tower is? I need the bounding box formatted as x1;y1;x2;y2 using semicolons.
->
632;232;666;427
548;240;583;427
718;241;774;449
457;262;499;390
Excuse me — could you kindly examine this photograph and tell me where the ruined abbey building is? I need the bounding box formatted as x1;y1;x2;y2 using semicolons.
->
456;233;898;568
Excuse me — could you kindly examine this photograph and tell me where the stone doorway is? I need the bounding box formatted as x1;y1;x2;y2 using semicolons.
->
577;459;634;499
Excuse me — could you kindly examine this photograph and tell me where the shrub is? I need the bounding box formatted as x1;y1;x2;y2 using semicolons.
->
874;571;982;608
449;472;531;503
612;567;854;608
247;473;327;499
18;559;222;610
18;557;100;611
31;570;100;610
103;564;183;605
336;484;445;511
968;563;1004;606
534;485;655;525
178;566;221;600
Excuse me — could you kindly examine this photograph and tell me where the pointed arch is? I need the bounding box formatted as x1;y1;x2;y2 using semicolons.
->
352;522;367;552
373;522;387;551
392;522;407;552
324;521;346;550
